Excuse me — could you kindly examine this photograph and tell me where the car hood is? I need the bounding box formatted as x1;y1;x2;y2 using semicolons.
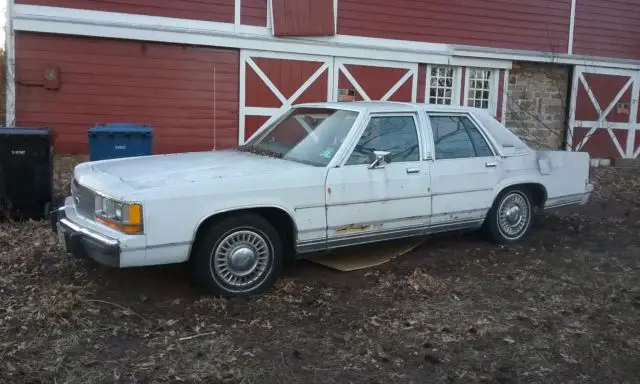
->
88;150;310;190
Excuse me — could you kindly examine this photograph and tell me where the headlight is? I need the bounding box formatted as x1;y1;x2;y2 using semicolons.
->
95;195;144;234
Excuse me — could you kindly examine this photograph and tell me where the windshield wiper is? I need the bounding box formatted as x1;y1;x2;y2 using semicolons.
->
235;144;283;159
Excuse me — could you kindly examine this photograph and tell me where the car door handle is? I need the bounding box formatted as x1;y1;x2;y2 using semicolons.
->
485;162;498;168
406;168;420;174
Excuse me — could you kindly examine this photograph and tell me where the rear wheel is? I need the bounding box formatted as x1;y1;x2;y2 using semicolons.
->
189;213;283;297
485;187;533;244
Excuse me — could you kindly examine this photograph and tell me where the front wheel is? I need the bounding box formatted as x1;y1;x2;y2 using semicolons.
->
189;213;283;297
484;188;533;245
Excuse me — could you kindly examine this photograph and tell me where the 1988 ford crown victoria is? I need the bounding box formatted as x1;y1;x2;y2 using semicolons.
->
53;102;594;297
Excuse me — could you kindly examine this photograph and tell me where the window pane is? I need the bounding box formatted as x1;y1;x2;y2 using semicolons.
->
346;116;420;165
463;118;493;157
430;116;476;160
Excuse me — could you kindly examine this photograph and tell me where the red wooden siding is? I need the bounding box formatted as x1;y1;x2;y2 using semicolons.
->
338;65;412;101
272;0;335;36
572;127;627;158
15;32;239;154
573;0;640;60
16;0;235;23
496;69;506;122
459;68;467;105
247;58;328;106
241;0;268;26
416;65;427;104
338;0;571;53
575;74;633;123
244;115;270;140
243;57;329;140
637;85;640;129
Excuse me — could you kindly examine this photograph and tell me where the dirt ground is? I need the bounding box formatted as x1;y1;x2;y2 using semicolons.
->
1;164;639;383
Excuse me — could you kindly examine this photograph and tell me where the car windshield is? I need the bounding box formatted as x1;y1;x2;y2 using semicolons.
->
239;107;360;166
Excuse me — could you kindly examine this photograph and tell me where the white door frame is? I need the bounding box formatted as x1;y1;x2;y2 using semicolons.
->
567;65;639;159
239;49;335;144
333;57;419;102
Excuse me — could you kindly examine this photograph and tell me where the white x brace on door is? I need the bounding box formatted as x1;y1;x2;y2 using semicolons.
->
239;50;335;144
333;57;419;103
239;51;421;144
568;66;640;159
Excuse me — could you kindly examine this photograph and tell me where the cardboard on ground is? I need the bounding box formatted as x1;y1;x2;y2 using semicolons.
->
308;238;425;272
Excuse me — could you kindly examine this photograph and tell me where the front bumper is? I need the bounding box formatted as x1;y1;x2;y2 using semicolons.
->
51;205;121;267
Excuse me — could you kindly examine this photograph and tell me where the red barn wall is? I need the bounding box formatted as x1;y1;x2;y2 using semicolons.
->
573;0;640;60
271;0;335;36
16;0;235;23
241;0;268;26
15;32;240;154
337;0;572;53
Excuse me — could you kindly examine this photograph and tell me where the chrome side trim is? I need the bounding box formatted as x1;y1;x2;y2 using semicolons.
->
543;192;592;210
543;199;587;211
326;194;432;207
126;241;192;252
296;239;327;254
431;188;492;197
327;226;426;250
429;219;484;234
59;218;119;247
295;218;485;257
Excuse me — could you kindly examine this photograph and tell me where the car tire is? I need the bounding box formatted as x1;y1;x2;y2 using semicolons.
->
189;213;283;297
484;187;533;245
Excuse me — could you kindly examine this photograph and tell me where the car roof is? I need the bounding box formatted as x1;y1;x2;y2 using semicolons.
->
294;101;487;114
293;101;534;157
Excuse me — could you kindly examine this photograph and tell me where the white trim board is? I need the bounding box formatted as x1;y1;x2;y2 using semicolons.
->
4;0;15;127
568;0;576;55
13;4;640;71
13;4;454;66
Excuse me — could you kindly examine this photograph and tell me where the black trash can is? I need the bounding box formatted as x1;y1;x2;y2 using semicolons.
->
0;128;54;220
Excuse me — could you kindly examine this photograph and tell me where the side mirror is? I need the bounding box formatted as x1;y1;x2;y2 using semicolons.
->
369;150;391;169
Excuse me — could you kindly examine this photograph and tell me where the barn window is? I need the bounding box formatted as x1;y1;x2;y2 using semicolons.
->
427;66;457;105
466;69;494;111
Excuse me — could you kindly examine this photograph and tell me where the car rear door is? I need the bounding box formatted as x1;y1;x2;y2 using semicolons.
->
324;112;432;248
425;112;503;233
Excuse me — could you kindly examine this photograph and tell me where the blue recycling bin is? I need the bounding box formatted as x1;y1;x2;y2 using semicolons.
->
88;123;153;161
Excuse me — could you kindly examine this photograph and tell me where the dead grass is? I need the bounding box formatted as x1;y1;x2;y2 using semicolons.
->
1;166;639;383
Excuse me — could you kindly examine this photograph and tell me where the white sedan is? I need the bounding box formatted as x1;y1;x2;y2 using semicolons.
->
52;102;594;297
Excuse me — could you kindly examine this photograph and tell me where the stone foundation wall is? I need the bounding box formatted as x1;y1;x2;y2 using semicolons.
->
505;62;570;149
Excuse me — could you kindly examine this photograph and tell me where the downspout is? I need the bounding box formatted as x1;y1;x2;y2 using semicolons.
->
5;0;15;127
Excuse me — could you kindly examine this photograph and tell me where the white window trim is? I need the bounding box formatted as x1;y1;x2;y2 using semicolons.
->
463;68;499;117
425;65;462;106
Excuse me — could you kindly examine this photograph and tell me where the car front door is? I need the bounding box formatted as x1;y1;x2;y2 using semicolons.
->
426;112;503;233
324;113;432;248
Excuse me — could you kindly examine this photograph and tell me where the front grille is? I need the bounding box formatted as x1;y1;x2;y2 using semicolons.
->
71;178;95;219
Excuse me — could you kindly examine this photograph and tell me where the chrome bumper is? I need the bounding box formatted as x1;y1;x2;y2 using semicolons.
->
51;206;121;267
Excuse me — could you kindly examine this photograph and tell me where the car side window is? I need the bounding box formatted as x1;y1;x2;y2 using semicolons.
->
346;116;420;165
429;115;494;160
